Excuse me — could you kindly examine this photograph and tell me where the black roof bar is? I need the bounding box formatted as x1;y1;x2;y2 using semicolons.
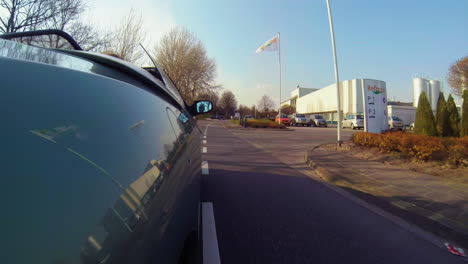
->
0;29;83;51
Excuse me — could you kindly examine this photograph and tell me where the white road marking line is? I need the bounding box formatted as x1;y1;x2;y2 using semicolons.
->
203;140;207;144
204;135;207;139
201;161;209;175
204;123;211;135
202;202;221;264
202;146;207;153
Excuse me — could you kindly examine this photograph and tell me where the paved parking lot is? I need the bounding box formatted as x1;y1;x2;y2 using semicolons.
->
200;120;465;264
229;123;356;166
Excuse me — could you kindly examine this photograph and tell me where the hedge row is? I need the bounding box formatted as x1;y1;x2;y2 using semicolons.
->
247;119;285;129
352;132;468;165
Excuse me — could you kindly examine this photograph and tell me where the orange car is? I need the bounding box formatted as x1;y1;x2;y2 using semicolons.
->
275;114;290;124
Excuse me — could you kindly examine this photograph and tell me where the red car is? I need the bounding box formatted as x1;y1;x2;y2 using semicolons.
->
275;114;290;124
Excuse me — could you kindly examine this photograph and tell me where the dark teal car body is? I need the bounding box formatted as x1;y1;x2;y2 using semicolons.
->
0;36;206;263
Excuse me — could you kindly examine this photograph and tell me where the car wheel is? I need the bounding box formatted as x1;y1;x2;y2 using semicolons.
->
351;124;355;130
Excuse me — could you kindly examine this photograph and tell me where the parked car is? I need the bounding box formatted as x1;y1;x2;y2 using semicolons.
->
289;113;312;126
309;114;328;127
342;114;364;130
275;114;290;124
0;30;212;264
388;116;404;130
211;114;225;120
244;115;255;120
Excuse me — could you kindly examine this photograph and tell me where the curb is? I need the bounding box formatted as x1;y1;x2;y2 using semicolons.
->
223;125;295;131
304;146;468;249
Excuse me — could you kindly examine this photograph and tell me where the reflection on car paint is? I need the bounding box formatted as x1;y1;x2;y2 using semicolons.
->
29;124;179;262
30;128;151;222
178;113;189;124
3;40;202;263
80;159;170;263
128;120;145;130
0;39;94;72
30;125;77;143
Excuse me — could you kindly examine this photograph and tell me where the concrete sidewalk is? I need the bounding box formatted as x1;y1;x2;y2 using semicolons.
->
306;148;468;247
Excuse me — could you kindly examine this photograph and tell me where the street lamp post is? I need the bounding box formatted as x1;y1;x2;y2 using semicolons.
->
325;0;343;147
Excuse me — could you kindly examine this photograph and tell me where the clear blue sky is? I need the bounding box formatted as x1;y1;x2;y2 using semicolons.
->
171;0;468;106
89;0;468;106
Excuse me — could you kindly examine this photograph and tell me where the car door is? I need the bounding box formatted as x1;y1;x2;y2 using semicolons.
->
349;115;356;127
343;115;350;127
1;42;200;264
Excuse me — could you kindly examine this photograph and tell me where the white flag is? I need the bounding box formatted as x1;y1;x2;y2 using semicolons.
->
256;34;279;54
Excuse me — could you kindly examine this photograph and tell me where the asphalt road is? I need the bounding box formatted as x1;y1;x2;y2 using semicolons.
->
199;120;465;264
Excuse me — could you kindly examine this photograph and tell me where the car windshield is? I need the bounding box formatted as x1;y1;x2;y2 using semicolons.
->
280;115;288;118
356;115;364;119
392;116;402;121
296;114;305;117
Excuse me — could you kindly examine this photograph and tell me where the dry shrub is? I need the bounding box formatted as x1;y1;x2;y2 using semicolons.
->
352;132;468;165
247;119;285;129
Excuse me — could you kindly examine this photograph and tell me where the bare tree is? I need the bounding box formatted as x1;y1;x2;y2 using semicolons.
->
45;0;110;51
106;9;145;64
257;94;275;112
218;90;238;118
448;56;468;97
154;27;219;104
67;22;111;51
42;0;104;50
48;0;84;30
238;104;252;117
0;0;56;33
0;0;110;51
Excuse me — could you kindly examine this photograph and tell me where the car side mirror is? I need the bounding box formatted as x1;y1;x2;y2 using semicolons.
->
189;100;213;116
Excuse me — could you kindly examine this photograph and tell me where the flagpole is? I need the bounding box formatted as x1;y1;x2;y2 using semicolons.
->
326;0;342;147
278;32;282;124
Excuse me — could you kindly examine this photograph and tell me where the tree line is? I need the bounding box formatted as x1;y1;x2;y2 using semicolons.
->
415;56;468;137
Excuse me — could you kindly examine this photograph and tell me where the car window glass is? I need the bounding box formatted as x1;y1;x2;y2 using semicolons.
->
2;60;187;263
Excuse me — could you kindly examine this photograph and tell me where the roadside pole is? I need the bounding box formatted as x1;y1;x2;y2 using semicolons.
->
461;75;465;117
278;32;282;124
325;0;343;146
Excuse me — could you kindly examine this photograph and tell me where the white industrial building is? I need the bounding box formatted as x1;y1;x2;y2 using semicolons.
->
281;77;441;127
281;79;380;123
412;78;441;112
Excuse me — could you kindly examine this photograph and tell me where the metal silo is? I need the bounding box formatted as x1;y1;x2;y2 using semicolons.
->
429;80;441;112
413;78;429;107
